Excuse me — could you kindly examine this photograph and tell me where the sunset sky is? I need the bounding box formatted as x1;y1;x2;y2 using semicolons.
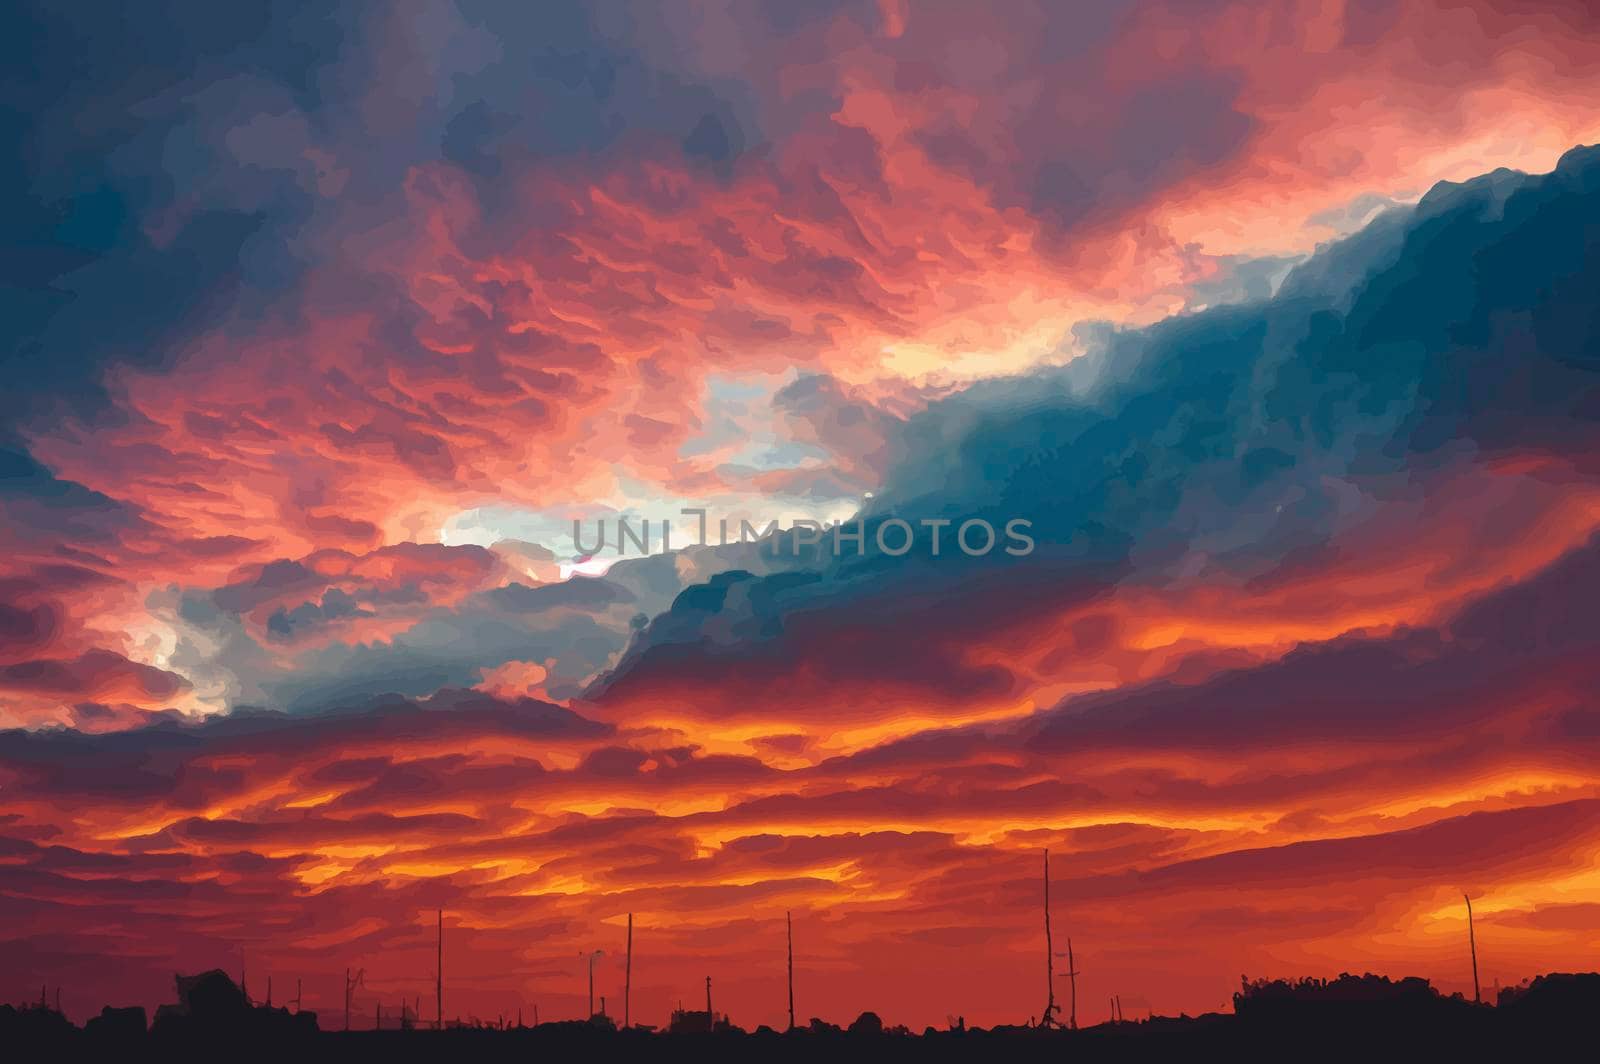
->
4;0;1600;1032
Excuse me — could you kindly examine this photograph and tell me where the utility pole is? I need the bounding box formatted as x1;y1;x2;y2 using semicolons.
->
1465;893;1481;1003
1064;937;1080;1030
292;978;302;1014
344;968;364;1031
625;912;633;1029
705;975;713;1023
437;909;444;1032
787;910;795;1032
1042;849;1060;1026
266;976;273;1009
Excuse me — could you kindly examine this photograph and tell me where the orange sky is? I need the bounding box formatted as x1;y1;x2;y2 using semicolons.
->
4;0;1600;1031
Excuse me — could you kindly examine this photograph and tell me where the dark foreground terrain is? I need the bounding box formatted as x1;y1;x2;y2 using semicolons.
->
5;970;1597;1061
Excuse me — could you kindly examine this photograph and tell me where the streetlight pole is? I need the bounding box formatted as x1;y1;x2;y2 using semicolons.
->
578;950;604;1019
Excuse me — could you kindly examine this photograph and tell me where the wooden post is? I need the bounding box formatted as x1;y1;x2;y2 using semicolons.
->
787;910;795;1032
1465;894;1481;1003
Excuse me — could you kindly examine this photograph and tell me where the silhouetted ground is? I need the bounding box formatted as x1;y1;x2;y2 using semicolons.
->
5;970;1597;1061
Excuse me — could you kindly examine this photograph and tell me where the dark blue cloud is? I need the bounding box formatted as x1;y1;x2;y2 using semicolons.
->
591;146;1600;704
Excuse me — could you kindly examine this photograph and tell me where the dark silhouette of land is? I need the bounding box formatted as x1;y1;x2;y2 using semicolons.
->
5;969;1597;1061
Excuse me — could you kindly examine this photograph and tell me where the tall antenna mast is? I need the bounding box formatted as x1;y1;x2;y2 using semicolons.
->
787;910;795;1032
437;908;444;1031
1464;893;1480;1003
625;912;633;1029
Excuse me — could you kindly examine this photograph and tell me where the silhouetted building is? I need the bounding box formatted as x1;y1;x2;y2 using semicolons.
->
150;970;317;1041
668;1005;717;1034
669;976;732;1034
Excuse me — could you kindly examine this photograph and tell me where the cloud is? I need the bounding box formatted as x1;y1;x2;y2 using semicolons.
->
588;146;1600;733
7;0;1600;1028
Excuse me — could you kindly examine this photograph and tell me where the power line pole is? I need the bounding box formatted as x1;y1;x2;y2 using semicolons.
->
625;912;633;1029
1465;893;1480;1003
437;908;444;1032
1042;849;1060;1026
1065;937;1079;1030
787;910;795;1032
344;968;364;1032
